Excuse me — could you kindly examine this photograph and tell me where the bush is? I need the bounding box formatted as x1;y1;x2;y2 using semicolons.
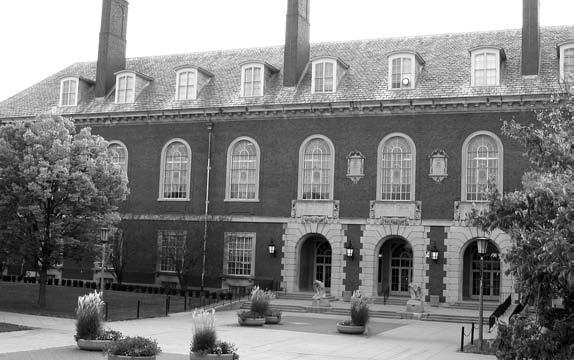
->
75;291;104;340
350;290;369;326
97;329;123;341
107;336;161;357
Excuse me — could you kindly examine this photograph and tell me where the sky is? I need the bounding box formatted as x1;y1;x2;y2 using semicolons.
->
0;0;573;102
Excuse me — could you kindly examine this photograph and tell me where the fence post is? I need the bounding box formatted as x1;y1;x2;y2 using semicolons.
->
137;300;140;319
471;323;475;345
460;326;465;352
165;296;170;316
105;302;109;321
184;294;187;312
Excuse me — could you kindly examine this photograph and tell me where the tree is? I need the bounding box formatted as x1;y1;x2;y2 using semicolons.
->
470;93;574;359
106;228;132;285
0;115;129;307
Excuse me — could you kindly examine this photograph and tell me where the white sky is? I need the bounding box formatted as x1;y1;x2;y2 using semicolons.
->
0;0;573;102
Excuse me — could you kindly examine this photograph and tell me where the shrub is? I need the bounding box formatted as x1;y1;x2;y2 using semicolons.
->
75;291;104;340
350;290;369;326
107;336;161;357
97;329;123;341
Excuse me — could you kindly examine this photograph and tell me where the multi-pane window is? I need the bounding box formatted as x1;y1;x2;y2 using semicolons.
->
176;69;197;100
108;142;128;175
60;78;78;106
158;230;185;272
380;136;413;201
390;57;413;89
466;134;499;201
227;138;259;200
312;60;335;93
564;48;574;80
301;137;333;200
472;51;499;86
242;65;263;97
224;233;254;276
115;73;135;103
160;140;191;200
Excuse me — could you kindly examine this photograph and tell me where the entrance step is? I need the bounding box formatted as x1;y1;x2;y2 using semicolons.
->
372;296;409;306
450;301;499;312
276;291;338;302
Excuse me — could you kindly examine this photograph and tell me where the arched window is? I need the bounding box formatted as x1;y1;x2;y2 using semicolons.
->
226;137;260;201
108;141;128;177
159;139;191;200
462;131;503;201
298;135;334;200
377;133;416;201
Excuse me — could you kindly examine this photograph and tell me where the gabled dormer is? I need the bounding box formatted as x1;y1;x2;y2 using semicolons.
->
310;56;349;94
469;46;506;87
59;76;95;107
387;51;425;90
239;61;278;97
174;65;213;101
557;41;574;83
114;70;153;104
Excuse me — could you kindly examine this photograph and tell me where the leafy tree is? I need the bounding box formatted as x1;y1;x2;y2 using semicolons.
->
107;228;129;285
0;115;129;307
470;93;574;359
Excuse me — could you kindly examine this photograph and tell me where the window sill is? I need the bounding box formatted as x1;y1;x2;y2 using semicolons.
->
224;198;260;203
157;198;190;202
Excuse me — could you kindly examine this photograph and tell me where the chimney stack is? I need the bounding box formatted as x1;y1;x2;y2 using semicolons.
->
283;0;310;86
95;0;129;97
521;0;540;76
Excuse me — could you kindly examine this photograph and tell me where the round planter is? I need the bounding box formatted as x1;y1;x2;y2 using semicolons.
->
264;315;281;324
237;316;265;326
76;338;114;351
190;352;235;359
336;321;365;334
108;355;156;360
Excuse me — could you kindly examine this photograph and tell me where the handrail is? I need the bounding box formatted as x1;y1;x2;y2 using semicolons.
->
489;294;512;330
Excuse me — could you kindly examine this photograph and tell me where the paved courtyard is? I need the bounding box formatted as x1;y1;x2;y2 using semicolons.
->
0;308;495;360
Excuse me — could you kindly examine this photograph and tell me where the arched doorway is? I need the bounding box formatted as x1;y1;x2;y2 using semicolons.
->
298;234;331;292
463;239;500;300
377;237;412;297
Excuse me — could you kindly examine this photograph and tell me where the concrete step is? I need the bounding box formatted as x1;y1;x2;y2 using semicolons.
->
276;292;337;302
372;296;409;306
423;314;479;324
450;301;498;312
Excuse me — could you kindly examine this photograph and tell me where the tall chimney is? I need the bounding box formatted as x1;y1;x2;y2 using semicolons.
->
521;0;539;76
95;0;128;97
283;0;310;86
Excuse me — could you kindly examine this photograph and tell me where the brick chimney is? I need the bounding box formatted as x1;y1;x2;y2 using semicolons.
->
521;0;540;76
95;0;128;98
283;0;310;86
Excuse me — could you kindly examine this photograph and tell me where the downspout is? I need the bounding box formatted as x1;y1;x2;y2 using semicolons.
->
200;121;213;291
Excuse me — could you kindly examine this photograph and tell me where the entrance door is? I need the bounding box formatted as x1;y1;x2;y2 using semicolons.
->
471;250;500;300
315;241;331;289
390;243;412;295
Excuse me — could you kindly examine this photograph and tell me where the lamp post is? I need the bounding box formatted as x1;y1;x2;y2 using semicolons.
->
476;237;489;352
99;228;110;298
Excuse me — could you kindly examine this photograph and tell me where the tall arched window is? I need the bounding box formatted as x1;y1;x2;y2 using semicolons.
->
226;137;260;201
108;141;128;176
462;131;503;201
298;135;334;200
159;139;191;200
377;133;416;201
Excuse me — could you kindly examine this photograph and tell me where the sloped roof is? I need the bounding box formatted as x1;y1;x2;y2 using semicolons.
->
1;26;573;118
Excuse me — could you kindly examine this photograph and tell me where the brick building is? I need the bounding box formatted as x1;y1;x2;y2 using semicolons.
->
1;0;573;305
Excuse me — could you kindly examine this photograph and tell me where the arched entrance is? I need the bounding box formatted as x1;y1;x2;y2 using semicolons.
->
463;239;500;300
298;234;332;292
377;237;413;297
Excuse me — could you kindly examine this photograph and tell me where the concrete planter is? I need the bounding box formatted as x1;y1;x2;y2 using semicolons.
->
336;321;365;334
237;316;265;326
76;339;113;351
264;314;281;324
108;355;156;360
190;352;235;359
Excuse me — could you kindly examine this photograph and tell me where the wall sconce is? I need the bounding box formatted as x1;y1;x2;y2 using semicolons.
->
267;240;276;257
346;151;365;184
476;237;489;255
427;245;440;263
344;241;354;260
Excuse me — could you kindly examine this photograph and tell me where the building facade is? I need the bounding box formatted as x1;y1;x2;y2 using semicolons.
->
1;0;574;304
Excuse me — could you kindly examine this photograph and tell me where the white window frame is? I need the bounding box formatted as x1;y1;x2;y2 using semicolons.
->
225;136;260;202
108;140;128;177
388;54;416;90
298;134;335;200
157;230;186;273
240;63;264;97
461;131;504;202
559;42;574;83
223;232;256;278
175;68;198;100
470;48;501;87
115;72;136;104
158;138;192;201
376;133;416;201
59;77;79;107
311;59;337;93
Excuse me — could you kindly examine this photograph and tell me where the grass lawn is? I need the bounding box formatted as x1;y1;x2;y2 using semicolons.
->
0;282;211;321
0;322;32;333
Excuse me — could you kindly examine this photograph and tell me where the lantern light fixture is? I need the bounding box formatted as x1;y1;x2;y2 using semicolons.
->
268;240;276;256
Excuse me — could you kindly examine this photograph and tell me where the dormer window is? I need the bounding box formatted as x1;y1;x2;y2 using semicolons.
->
59;77;78;106
311;57;348;94
115;72;135;103
241;64;263;97
470;47;505;87
176;68;197;100
558;41;574;83
387;51;424;90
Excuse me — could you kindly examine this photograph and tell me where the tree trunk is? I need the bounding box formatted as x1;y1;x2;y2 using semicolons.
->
37;268;48;307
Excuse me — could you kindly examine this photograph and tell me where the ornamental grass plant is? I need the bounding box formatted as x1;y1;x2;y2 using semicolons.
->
190;309;239;359
75;291;104;340
249;286;270;316
350;290;370;326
